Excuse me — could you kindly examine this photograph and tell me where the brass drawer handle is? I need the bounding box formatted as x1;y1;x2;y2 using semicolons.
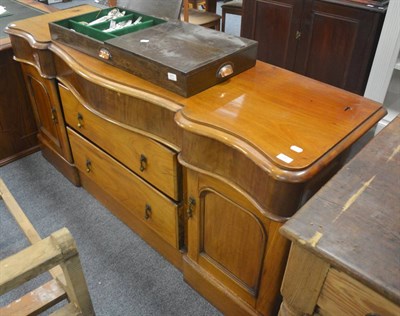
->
51;107;57;123
77;113;83;128
144;204;152;220
86;159;92;173
187;197;196;218
140;154;147;172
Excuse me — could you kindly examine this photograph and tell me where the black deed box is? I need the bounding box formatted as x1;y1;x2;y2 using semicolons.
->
49;7;257;97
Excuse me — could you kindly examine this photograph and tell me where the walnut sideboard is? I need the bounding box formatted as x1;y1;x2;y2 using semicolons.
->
5;6;386;315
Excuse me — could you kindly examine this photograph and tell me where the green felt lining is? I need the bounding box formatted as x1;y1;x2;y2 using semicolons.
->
52;7;165;42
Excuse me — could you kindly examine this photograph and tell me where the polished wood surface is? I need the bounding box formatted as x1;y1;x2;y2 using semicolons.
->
241;0;386;95
279;116;400;315
0;48;39;166
60;84;180;201
178;63;384;172
21;63;72;161
241;0;302;70
68;128;181;249
0;0;55;165
5;6;386;316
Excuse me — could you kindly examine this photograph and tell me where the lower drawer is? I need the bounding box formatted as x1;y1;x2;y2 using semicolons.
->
67;127;180;248
59;84;180;201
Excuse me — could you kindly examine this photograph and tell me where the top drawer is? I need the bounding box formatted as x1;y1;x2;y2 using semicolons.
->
59;84;180;201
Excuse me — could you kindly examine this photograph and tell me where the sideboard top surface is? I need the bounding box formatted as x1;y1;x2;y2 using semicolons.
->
281;116;400;305
6;5;386;174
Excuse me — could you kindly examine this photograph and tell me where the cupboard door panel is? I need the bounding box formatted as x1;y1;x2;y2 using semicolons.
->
243;0;303;69
21;63;72;161
294;0;383;94
201;189;266;295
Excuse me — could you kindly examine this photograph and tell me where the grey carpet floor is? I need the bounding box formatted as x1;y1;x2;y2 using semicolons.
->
0;152;221;315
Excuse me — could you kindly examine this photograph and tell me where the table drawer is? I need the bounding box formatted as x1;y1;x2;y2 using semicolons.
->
60;84;180;201
317;268;400;316
68;127;180;248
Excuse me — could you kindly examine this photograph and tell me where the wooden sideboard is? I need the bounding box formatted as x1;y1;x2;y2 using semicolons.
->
241;0;386;95
279;116;400;316
5;6;386;315
0;0;56;166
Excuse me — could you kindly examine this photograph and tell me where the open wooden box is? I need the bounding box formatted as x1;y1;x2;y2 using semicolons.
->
49;7;257;97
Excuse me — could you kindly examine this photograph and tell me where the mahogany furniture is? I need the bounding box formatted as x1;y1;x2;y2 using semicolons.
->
5;5;386;315
241;0;387;95
0;0;56;166
279;116;400;316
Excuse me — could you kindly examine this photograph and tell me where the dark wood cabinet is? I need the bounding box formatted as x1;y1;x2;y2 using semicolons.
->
241;0;386;95
0;48;39;166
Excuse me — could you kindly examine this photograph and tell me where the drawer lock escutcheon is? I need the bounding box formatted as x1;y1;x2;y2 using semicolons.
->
140;154;147;172
187;197;196;218
144;204;152;220
85;159;92;173
77;113;83;129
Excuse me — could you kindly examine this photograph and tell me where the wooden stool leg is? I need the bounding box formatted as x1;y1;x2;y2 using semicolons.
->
222;11;226;32
51;229;95;315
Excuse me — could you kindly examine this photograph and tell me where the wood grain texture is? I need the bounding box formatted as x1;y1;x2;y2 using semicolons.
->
68;128;180;249
294;0;384;94
281;116;400;306
0;48;39;166
318;268;400;316
279;243;329;315
241;0;386;95
78;169;184;270
0;178;65;282
60;84;181;201
20;63;72;162
241;0;303;69
184;168;290;315
0;279;66;316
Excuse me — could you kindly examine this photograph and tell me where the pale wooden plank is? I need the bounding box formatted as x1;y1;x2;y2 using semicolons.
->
0;178;42;244
0;178;65;284
279;244;329;315
318;269;400;316
0;279;66;316
0;236;63;295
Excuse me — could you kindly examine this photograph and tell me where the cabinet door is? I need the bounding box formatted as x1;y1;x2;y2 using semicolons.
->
0;48;38;165
21;64;72;162
241;0;304;69
185;170;289;315
294;0;384;94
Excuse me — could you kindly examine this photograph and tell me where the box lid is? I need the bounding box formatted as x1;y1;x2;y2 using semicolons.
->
105;21;256;74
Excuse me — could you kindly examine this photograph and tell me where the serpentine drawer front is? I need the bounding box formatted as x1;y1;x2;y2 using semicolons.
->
67;128;179;248
60;85;179;201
